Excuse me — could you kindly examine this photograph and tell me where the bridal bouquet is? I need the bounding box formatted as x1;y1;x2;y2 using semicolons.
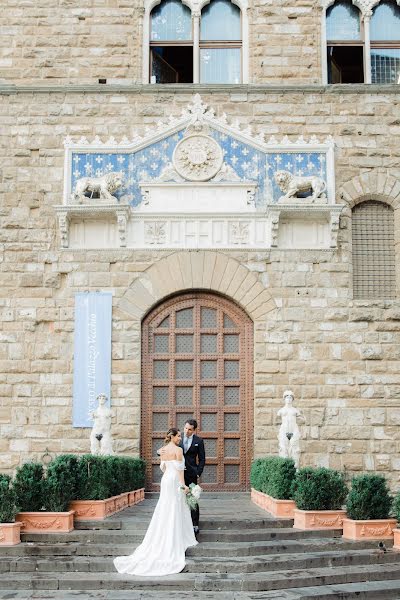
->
180;483;202;510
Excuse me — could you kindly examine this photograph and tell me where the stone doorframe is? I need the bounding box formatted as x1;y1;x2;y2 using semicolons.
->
116;250;277;448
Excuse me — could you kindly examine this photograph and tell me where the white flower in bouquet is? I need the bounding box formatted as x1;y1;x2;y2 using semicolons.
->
190;483;202;500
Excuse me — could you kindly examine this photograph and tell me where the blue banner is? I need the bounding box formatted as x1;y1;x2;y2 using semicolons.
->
73;292;112;427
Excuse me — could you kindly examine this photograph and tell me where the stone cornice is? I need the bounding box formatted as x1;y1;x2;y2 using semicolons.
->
1;83;400;95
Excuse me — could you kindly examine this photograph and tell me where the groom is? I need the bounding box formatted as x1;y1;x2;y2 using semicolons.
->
181;419;205;536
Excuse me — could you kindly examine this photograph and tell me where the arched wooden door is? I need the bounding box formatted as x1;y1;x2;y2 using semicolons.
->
141;291;253;491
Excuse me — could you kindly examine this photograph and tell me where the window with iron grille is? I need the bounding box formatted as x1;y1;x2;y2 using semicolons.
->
352;201;396;299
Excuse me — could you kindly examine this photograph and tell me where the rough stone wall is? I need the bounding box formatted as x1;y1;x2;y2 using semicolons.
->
0;0;143;84
1;88;400;488
0;0;322;84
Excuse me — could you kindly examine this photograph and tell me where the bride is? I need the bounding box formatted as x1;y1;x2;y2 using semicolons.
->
114;428;198;576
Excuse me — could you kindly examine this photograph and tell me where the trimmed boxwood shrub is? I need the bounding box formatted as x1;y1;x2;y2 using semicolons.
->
44;454;80;512
250;457;296;499
104;456;125;497
346;474;392;520
393;491;400;525
128;457;145;492
267;457;296;500
250;459;265;491
292;467;348;511
0;474;19;523
76;455;111;500
75;455;146;500
13;462;45;512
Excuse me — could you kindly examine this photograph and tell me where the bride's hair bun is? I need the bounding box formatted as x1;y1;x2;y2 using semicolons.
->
164;427;179;444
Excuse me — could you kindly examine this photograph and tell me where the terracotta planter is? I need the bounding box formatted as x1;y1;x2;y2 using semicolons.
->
16;511;75;533
342;518;397;540
0;522;23;545
71;488;145;520
294;509;347;530
392;528;400;550
114;492;129;513
251;488;296;518
128;488;145;507
70;497;116;521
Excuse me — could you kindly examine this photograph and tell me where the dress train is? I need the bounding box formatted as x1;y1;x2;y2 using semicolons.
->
114;459;197;576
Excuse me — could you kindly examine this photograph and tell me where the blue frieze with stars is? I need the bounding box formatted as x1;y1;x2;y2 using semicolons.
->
70;128;327;207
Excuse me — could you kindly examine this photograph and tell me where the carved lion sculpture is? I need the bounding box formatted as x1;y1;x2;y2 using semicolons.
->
72;171;124;204
274;170;327;203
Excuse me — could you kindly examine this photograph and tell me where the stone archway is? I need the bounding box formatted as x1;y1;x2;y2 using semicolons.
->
117;251;276;322
338;172;400;210
116;251;277;489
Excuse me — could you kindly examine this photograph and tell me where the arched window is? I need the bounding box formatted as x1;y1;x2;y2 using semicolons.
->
370;0;400;84
326;0;364;83
200;0;241;83
150;0;193;83
352;201;396;299
148;0;244;84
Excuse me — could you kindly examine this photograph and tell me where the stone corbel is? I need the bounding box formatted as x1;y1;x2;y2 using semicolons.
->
269;209;281;248
116;207;130;248
55;203;131;249
57;210;70;249
268;204;345;249
330;212;341;248
247;188;256;208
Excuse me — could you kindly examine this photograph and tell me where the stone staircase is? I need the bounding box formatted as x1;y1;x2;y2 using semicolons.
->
2;493;400;599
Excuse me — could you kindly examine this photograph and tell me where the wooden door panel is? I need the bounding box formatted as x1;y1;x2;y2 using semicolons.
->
141;292;253;491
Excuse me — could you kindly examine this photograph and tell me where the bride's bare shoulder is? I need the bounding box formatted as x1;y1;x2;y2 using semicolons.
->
175;446;183;459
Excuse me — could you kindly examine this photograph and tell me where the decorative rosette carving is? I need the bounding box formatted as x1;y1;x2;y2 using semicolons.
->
172;134;223;182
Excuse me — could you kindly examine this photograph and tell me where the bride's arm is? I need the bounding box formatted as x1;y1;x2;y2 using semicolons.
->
175;447;188;491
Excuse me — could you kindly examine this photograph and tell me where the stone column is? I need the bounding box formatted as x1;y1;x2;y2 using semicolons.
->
364;14;372;84
193;12;200;84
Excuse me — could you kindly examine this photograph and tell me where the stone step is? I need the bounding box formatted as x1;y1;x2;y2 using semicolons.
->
3;581;400;600
2;562;400;592
0;537;384;558
3;548;400;574
19;527;342;545
75;517;291;531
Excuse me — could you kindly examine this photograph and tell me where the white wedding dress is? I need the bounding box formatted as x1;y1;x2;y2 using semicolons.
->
114;459;198;576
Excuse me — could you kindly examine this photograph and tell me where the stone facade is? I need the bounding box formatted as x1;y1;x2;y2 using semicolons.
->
1;2;400;488
0;0;321;85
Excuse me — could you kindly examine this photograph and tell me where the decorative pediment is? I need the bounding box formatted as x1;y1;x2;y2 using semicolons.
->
57;95;343;250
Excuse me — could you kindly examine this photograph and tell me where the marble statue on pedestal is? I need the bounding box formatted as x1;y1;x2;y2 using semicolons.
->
277;390;305;469
90;393;114;455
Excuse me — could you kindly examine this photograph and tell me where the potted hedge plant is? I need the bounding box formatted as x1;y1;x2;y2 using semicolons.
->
15;456;77;533
392;491;400;550
291;466;348;530
0;474;22;545
343;474;395;540
250;456;296;518
70;455;146;520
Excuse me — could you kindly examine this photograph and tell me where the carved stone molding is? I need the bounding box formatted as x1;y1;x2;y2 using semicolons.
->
172;134;224;182
320;0;400;15
230;221;250;245
116;209;129;247
144;221;167;245
268;204;345;249
55;204;131;249
60;95;337;250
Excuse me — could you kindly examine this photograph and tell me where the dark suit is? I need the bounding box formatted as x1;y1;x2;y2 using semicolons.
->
180;434;205;528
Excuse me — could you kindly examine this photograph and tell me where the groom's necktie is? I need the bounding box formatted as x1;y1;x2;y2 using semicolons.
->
184;437;189;453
